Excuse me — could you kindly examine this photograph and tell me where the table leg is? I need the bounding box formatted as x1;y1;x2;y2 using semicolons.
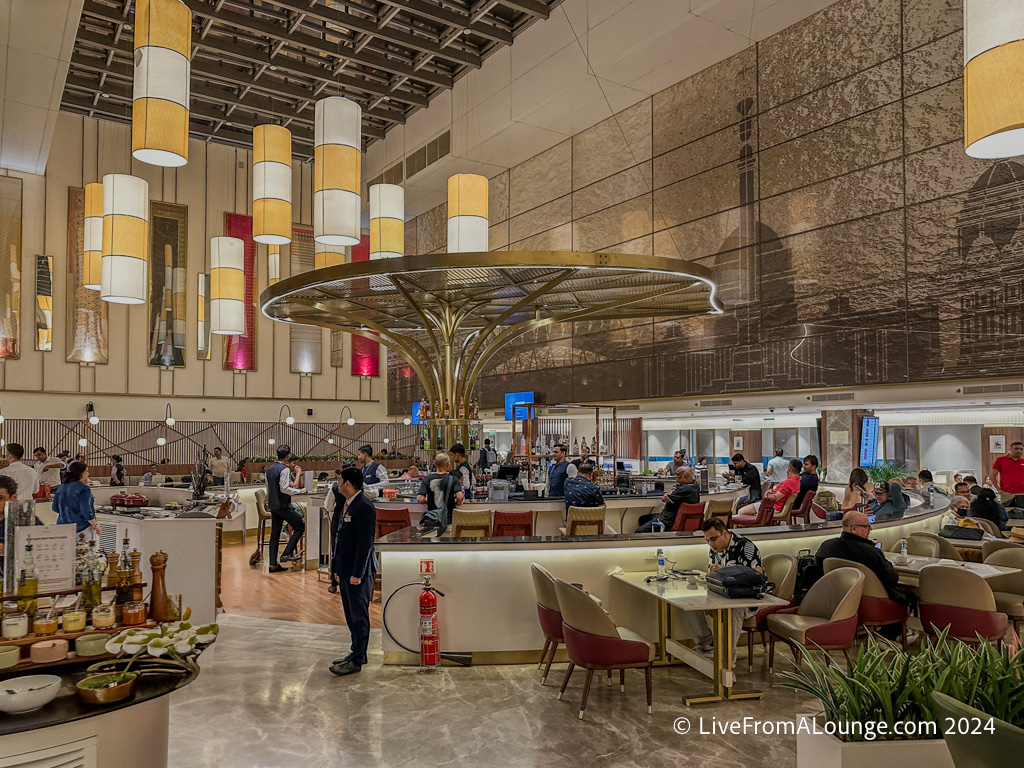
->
684;610;725;706
724;608;765;701
657;599;668;662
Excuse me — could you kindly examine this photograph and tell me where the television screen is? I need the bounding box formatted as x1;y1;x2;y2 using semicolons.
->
411;401;422;425
504;391;534;421
859;416;879;467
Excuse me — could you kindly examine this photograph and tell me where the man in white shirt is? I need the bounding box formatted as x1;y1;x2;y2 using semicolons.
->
33;447;65;488
208;447;232;486
766;449;789;484
0;444;40;498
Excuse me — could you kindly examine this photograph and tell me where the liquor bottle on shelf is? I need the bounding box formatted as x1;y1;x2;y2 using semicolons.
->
519;435;527;455
548;436;555;453
17;539;38;614
442;399;451;419
470;399;479;419
421;397;430;420
593;436;599;455
432;399;440;420
581;437;589;455
458;397;466;418
115;537;134;604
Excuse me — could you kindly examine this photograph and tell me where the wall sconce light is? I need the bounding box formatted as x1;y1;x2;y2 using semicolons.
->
279;404;295;425
164;403;175;426
78;437;88;447
340;405;355;427
157;437;167;446
86;402;99;425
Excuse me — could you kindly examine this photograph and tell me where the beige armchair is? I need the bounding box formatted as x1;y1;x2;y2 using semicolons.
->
983;548;1024;635
743;553;797;671
451;509;492;538
910;531;961;560
823;557;909;647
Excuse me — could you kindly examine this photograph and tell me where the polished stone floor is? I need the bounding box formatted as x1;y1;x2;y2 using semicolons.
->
167;614;819;768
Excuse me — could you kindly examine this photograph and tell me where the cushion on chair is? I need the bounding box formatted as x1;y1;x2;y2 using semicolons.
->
766;613;830;644
562;624;654;666
537;603;564;641
857;595;908;625
992;592;1024;620
920;602;1008;642
615;627;655;661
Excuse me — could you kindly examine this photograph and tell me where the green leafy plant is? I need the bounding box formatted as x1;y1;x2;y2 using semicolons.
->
866;460;908;484
775;630;1024;742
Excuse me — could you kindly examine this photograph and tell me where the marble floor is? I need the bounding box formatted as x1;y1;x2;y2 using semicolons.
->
167;614;819;768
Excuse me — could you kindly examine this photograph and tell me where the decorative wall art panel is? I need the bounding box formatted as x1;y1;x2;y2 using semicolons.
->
349;235;379;377
149;201;188;367
66;187;108;364
197;272;211;361
34;255;53;352
288;224;322;375
223;213;257;371
0;177;21;359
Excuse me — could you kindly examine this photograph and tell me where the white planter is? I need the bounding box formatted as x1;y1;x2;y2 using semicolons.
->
796;717;954;768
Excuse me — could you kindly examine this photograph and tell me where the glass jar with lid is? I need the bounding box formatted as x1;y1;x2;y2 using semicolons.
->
1;601;28;640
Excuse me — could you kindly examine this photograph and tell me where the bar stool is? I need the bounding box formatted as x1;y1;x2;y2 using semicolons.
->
561;505;612;535
494;510;533;537
452;508;492;537
252;489;272;565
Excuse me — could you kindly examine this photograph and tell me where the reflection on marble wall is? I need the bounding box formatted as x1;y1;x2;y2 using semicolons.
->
390;0;1015;414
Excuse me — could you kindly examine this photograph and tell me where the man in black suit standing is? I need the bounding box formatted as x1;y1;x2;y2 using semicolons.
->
328;466;377;676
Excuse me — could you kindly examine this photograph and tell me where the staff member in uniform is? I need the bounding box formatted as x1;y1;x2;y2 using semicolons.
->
328;467;376;676
449;443;474;495
264;445;305;573
548;443;577;497
356;445;388;500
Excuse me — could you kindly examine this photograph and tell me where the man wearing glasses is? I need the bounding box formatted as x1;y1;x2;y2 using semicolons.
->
812;510;914;638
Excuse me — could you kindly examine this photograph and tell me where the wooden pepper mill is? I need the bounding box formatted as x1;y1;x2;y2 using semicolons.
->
130;549;143;601
149;551;171;622
106;551;119;586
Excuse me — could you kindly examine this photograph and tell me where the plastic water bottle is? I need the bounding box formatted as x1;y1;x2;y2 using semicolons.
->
652;519;665;533
657;549;666;577
900;538;908;558
929;486;935;509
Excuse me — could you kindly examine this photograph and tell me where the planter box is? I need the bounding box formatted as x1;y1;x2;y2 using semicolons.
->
797;717;954;768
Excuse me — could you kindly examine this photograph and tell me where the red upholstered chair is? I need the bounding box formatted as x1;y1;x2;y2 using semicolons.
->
494;510;534;537
919;565;1008;644
790;491;816;524
824;557;910;648
670;502;707;532
768;567;864;670
553;578;654;720
375;507;411;539
732;497;775;528
744;553;798;671
530;563;565;685
809;502;828;521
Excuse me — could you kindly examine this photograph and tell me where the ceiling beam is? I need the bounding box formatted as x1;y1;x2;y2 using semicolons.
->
374;0;513;46
498;0;550;19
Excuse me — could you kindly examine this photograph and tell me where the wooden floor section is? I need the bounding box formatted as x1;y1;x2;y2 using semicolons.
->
220;541;382;628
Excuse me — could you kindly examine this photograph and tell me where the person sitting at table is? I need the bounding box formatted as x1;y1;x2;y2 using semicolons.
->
735;458;801;520
941;496;970;528
903;475;919;490
969;487;1008;531
812;511;913;638
400;465;420;480
869;480;907;521
635;466;698;531
728;453;763;506
140;464;158;484
662;450;687;476
964;475;984;497
684;518;763;659
952;481;971;501
841;467;872;512
794;454;819;507
564;463;604;511
917;469;945;498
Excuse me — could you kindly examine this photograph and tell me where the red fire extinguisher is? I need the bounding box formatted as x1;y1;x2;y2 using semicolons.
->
419;576;440;667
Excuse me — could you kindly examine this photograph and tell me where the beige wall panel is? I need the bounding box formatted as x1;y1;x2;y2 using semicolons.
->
35;161;69;391
311;330;337;401
127;300;160;395
273;316;298;399
202;142;239;399
173;138;209;396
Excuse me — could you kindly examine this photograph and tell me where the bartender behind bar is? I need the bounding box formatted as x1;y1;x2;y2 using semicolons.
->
548;443;578;497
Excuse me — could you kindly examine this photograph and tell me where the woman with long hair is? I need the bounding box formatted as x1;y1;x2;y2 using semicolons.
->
841;467;871;511
52;461;101;536
970;487;1009;531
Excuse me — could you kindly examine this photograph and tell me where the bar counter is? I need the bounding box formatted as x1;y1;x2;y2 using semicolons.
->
375;490;949;665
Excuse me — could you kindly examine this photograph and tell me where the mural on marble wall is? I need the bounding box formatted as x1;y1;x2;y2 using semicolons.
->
66;187;108;364
34;255;53;352
148;202;188;367
388;0;1024;415
223;213;257;371
0;177;21;359
288;224;323;375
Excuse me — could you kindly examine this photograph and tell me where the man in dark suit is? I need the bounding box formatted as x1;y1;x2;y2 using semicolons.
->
328;467;377;676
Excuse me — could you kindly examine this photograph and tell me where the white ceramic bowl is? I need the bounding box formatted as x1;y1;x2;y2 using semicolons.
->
0;674;62;714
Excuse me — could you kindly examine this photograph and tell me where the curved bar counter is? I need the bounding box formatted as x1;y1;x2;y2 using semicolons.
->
376;489;949;664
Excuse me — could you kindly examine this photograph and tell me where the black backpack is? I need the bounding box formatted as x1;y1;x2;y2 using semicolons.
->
792;548;821;603
705;565;770;600
940;525;984;541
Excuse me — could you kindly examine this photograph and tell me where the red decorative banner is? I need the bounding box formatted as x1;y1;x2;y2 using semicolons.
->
350;234;380;377
223;213;258;371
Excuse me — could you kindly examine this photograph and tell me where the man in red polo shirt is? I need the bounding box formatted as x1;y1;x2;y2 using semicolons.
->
992;441;1024;507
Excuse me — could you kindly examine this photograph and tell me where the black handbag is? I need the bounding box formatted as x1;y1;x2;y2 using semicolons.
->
940;525;984;541
704;565;770;599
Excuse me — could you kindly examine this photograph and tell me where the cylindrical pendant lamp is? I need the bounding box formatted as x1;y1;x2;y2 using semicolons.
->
210;236;244;335
84;182;104;290
101;174;149;304
314;96;361;246
253;124;292;245
132;0;191;167
964;1;1024;158
315;244;348;270
369;183;404;260
268;244;280;286
447;174;488;252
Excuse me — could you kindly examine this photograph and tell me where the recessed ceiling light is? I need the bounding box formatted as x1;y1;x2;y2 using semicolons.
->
269;64;278;71
224;121;232;126
463;28;471;35
101;92;110;98
124;23;132;30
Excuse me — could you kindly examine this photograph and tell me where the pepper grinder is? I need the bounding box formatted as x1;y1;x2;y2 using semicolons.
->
130;549;144;601
106;551;119;586
149;551;171;622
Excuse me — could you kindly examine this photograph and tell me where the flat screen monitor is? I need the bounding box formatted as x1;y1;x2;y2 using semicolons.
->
859;416;880;467
504;391;535;421
496;465;520;481
411;401;423;425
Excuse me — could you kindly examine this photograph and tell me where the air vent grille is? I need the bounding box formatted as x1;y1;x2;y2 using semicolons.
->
962;382;1023;395
405;131;451;179
811;392;856;402
367;160;404;190
698;399;733;407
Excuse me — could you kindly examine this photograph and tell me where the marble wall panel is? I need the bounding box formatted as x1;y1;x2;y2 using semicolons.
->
573;318;654;363
652;48;757;156
903;32;961;97
758;59;902;149
606;235;653;256
508;223;572;252
904;79;962;154
508;194;572;243
489;220;509;251
652;162;748;231
759;103;903;198
509;140;571;217
404;216;418;256
653;121;751;191
653;208;747;263
415;202;448;254
760;159;905;239
572;99;652;190
572;194;652;253
905;141;995;206
489;170;510;224
903;0;962;51
573;164;651;220
758;0;901;109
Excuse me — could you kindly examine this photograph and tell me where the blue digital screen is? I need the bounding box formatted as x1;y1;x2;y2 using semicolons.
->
859;416;879;467
504;391;535;421
412;401;423;425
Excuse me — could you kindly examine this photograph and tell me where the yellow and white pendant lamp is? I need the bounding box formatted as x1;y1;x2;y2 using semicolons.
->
132;0;191;167
253;125;292;245
315;244;348;270
447;174;488;252
268;244;280;286
84;182;104;290
210;236;244;335
101;174;149;304
964;1;1024;158
314;96;361;246
369;183;404;260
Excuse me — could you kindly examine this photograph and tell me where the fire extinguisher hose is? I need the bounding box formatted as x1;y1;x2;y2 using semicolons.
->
381;581;473;667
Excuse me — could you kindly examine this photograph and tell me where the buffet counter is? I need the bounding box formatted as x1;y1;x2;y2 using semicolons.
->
375;492;948;664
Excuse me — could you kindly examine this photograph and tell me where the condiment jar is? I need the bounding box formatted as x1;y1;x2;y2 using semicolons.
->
91;604;115;628
32;614;59;636
1;601;28;640
122;601;147;626
62;610;87;633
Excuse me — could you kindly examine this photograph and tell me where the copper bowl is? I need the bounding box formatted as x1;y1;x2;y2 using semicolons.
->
75;672;138;705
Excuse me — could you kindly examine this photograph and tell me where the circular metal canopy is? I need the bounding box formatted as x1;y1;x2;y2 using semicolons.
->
260;250;722;332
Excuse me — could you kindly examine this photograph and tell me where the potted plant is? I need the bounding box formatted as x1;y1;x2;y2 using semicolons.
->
776;630;1024;767
866;461;908;484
